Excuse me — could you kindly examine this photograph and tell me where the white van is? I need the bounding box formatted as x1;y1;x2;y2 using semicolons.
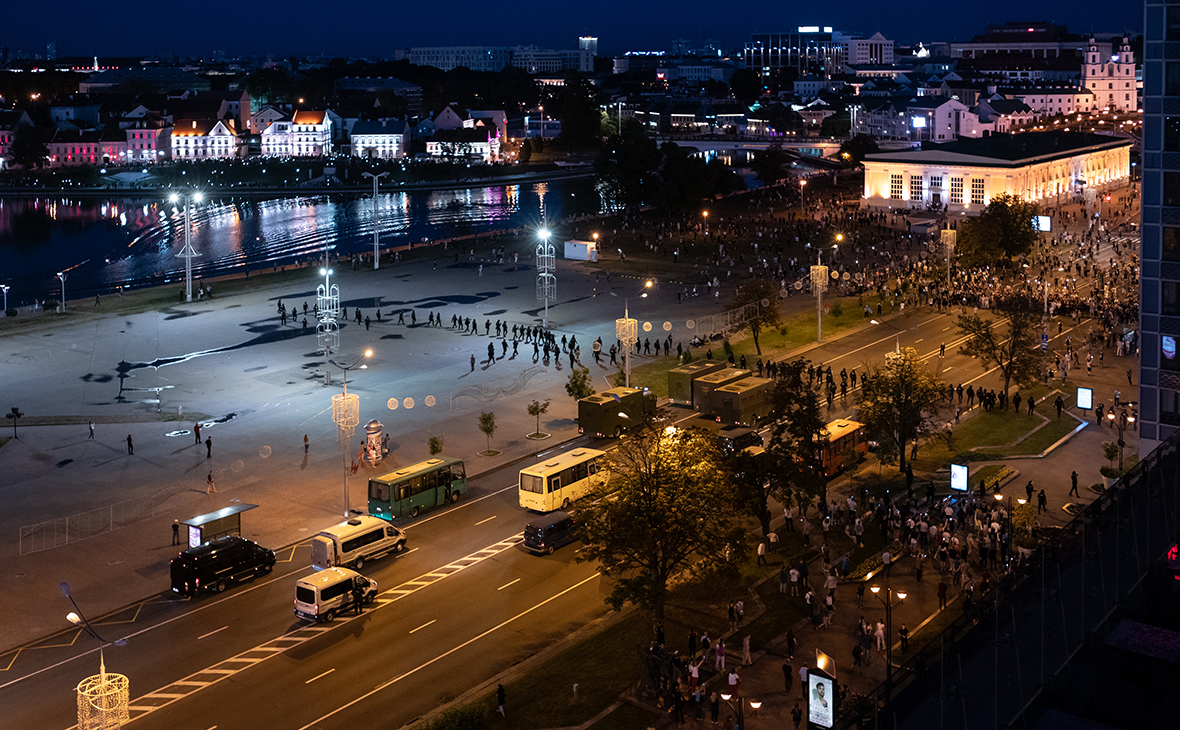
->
310;515;407;570
294;568;377;622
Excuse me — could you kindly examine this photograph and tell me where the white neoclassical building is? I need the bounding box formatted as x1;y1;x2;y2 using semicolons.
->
861;130;1133;213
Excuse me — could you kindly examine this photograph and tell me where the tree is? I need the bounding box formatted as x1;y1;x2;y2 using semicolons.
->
527;399;550;437
577;427;739;619
566;366;594;401
731;280;783;355
750;144;791;186
428;435;444;455
518;138;533;164
595;123;662;209
9;125;48;170
956;194;1040;267
728;68;762;102
819;110;850;138
478;411;497;454
764;360;829;522
857;347;945;474
956;311;1041;394
838;135;879;166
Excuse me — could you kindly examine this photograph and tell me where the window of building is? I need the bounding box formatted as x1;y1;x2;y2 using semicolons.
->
1166;172;1180;207
1165;227;1180;262
1168;62;1180;96
1165;281;1180;316
890;174;903;199
1164;335;1180;372
909;175;923;201
1162;388;1180;425
970;178;985;205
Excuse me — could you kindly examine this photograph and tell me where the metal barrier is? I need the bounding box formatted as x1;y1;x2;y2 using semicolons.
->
19;493;160;555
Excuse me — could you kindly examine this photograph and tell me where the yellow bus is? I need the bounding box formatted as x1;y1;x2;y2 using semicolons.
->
519;448;607;512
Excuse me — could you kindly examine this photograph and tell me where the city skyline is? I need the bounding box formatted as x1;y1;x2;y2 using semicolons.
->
6;0;1142;60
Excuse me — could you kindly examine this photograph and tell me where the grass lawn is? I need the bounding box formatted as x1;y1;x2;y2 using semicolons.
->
997;415;1081;456
587;701;663;730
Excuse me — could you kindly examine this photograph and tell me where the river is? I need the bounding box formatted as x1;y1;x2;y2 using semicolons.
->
0;175;604;302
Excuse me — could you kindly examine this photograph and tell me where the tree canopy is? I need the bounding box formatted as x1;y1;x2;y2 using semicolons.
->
856;347;945;473
764;360;829;520
732;280;783;355
956;193;1040;268
577;427;739;619
957;311;1042;393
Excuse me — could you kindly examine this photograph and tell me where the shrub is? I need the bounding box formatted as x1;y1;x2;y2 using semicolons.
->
831;301;844;317
4;308;15;317
417;702;487;730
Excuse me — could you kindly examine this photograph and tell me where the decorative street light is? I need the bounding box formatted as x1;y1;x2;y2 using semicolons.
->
702;209;709;237
810;252;827;343
57;271;67;312
614;280;651;388
800;179;807;211
61;582;129;730
870;319;901;354
719;690;761;729
361;172;389;270
1107;409;1135;469
169;191;203;303
536;228;556;329
317;266;341;385
329;350;371;517
870;584;907;687
1;284;9;313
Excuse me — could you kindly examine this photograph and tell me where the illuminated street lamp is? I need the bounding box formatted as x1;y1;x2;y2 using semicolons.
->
870;585;907;687
537;228;556;329
57;272;67;312
169;191;204;302
329;349;371;517
615;280;652;387
361;172;389;270
1107;410;1134;469
702;209;709;237
800;179;807;211
61;582;129;730
1;284;9;313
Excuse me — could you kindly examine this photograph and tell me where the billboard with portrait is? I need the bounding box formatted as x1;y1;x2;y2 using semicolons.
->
1076;387;1093;410
809;673;834;728
951;463;968;491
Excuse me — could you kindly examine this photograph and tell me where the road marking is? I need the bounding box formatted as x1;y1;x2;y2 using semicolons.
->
474;515;497;526
403;483;517;530
914;338;923;343
305;669;336;684
197;626;228;641
942;327;951;331
498;578;521;591
409;620;436;634
943;367;953;372
299;573;600;730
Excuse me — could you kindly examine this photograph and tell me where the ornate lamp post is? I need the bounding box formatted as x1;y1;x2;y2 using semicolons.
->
2;284;9;313
615;280;651;388
169;191;203;303
536;228;556;329
870;584;906;687
61;582;129;730
329;350;370;517
362;171;388;270
57;271;67;312
317;266;340;386
810;252;828;343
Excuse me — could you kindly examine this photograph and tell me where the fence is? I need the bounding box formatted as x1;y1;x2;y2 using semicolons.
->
19;493;160;555
838;430;1180;730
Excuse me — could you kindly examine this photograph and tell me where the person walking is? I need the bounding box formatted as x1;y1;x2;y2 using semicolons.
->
496;684;506;717
470;354;476;372
899;624;909;653
875;620;886;650
194;421;202;444
126;434;134;455
756;540;768;566
780;565;789;594
88;421;95;439
172;520;181;545
304;434;310;454
1069;470;1080;497
790;565;800;596
792;702;804;730
352;580;365;615
206;471;217;494
782;662;793;694
937;579;948;610
1038;489;1048;513
205;436;212;459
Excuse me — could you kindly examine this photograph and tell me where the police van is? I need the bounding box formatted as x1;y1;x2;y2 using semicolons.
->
294;568;377;622
170;535;276;596
310;515;407;570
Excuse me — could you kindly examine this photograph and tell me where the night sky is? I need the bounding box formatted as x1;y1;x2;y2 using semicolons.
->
5;1;1143;59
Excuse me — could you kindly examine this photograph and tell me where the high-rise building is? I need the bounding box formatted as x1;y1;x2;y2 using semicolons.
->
579;36;598;57
1140;0;1173;446
744;27;842;78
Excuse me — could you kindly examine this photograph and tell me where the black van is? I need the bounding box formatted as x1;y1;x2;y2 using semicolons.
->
717;426;763;454
523;511;577;555
170;535;276;596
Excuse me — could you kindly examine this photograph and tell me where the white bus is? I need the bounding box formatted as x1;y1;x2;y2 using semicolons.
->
519;448;607;512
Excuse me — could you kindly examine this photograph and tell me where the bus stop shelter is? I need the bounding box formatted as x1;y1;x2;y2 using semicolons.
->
183;504;258;548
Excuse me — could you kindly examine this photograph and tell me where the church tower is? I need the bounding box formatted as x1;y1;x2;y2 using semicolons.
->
1080;36;1138;112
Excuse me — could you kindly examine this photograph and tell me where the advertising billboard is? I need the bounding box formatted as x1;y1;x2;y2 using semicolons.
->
950;463;968;491
809;673;834;728
1077;387;1093;410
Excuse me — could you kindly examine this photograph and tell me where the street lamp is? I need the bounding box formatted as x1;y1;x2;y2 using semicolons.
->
720;691;760;728
1;284;9;313
870;319;901;354
328;350;371;517
702;210;709;237
537;228;556;329
361;172;388;270
1107;410;1134;469
800;179;807;211
870;585;906;687
57;272;67;312
615;280;652;387
61;582;129;730
169;191;204;303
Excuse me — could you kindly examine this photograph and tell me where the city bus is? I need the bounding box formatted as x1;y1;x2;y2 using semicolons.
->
368;457;467;520
519;448;607;512
818;419;867;477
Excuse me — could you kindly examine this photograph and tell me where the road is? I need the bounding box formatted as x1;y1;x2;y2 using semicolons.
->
0;461;609;730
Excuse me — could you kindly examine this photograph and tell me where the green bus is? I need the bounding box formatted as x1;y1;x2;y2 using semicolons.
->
368;457;468;520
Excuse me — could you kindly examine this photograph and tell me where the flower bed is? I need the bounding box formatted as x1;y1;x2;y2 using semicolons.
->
847;540;905;581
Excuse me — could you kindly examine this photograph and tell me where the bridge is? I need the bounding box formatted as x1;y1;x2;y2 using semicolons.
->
654;134;846;168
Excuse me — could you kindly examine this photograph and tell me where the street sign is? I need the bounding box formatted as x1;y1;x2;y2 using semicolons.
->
1041;333;1049;351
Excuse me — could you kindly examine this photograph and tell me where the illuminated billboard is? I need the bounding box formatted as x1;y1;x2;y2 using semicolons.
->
809;673;834;727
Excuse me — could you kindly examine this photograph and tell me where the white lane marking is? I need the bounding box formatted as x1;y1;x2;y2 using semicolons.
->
943;367;954;372
197;626;228;641
305;669;336;684
409;620;437;634
474;515;497;526
298;573;599;730
914;339;923;343
403;483;517;530
498;578;521;591
942;327;951;331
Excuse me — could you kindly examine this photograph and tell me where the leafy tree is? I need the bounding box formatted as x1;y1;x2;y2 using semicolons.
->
9;125;48;170
244;67;293;107
577;427;739;619
764;360;829;518
728;68;762;102
819;110;850;137
857;347;945;473
732;280;783;355
838;135;879;166
595;123;662;210
518;138;533;164
478;411;497;453
957;193;1040;267
527;399;550;437
956;311;1042;394
554;75;602;148
428;435;444;455
750;144;791;186
566;366;594;401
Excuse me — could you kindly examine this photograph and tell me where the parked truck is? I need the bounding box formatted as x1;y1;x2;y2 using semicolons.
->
578;387;657;438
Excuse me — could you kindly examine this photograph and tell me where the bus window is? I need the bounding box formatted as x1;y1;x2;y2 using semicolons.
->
399;486;410;501
521;474;544;494
369;481;389;502
588;461;598;475
549;476;562;493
